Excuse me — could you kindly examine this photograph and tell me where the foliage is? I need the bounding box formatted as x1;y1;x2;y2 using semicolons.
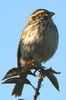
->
2;63;60;100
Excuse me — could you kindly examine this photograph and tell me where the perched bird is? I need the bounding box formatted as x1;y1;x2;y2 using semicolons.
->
12;9;59;96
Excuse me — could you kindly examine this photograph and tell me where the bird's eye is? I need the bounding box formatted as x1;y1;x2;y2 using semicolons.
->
40;13;43;16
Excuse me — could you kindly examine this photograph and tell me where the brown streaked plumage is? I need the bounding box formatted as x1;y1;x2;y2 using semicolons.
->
12;9;59;96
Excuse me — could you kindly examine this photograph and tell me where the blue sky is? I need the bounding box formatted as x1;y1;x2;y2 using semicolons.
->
0;0;66;100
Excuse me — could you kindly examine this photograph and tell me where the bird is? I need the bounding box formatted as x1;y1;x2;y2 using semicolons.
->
12;9;59;97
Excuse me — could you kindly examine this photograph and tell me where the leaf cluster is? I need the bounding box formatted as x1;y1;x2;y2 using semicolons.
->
2;64;60;91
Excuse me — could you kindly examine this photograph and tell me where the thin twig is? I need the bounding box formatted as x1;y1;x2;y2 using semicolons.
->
33;74;43;100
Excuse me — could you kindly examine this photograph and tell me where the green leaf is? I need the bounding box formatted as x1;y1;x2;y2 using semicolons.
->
46;70;59;91
2;66;36;81
2;68;21;80
2;77;31;85
2;77;35;90
2;77;19;84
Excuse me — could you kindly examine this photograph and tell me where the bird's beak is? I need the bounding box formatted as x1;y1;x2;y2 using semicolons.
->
49;12;55;17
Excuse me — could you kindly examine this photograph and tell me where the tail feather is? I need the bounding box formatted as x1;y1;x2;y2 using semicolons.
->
12;82;24;97
14;41;27;97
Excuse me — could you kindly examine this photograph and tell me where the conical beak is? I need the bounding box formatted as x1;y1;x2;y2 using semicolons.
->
49;12;55;17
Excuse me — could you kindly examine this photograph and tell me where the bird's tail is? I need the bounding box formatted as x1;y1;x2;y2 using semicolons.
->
12;75;26;97
12;41;27;97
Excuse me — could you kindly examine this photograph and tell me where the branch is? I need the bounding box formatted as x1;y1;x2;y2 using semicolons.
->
33;73;43;100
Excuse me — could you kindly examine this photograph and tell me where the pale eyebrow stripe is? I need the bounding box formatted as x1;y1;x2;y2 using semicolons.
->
31;10;44;17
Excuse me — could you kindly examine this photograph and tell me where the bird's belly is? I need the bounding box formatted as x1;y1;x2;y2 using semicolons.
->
33;34;58;62
22;26;58;62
